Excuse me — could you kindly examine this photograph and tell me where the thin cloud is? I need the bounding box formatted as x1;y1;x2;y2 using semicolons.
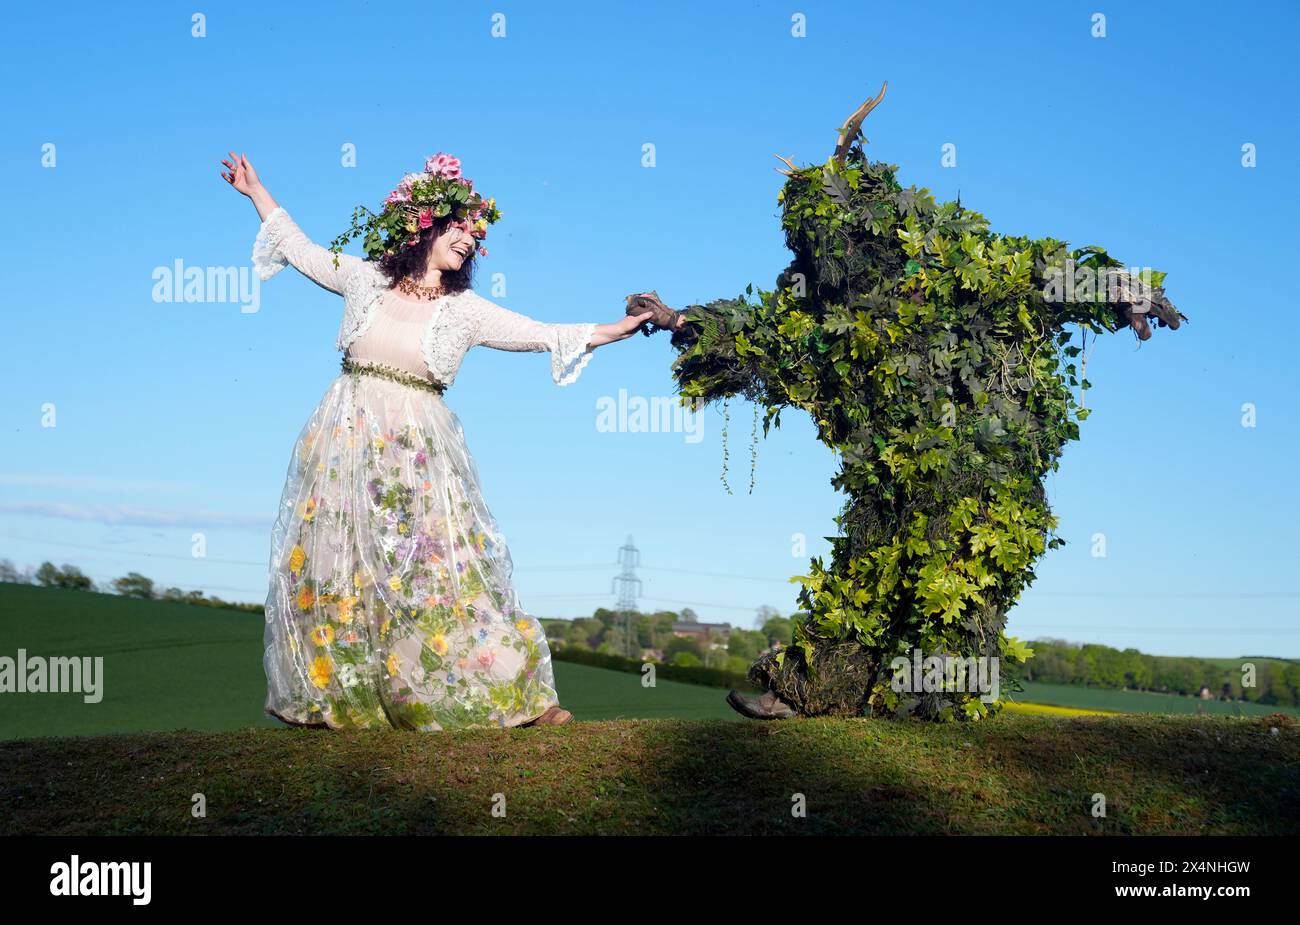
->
0;473;194;494
0;501;272;529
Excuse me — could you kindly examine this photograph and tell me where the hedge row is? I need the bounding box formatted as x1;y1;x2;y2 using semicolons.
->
549;645;758;691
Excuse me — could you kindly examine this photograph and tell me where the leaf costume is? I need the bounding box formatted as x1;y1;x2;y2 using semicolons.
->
637;87;1183;721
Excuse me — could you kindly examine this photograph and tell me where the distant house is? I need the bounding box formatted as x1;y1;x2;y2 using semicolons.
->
672;621;732;649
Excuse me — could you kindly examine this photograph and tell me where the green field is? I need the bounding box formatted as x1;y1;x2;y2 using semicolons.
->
0;584;740;739
0;584;1295;740
1015;680;1299;718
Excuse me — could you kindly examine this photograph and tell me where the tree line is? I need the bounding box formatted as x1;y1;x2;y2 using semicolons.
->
0;559;263;614
1014;639;1300;707
542;606;793;676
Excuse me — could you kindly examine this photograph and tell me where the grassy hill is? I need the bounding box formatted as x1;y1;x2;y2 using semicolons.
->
2;584;1298;835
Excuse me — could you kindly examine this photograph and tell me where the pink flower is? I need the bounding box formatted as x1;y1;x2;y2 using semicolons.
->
418;208;433;229
477;650;496;668
424;153;462;178
384;172;422;204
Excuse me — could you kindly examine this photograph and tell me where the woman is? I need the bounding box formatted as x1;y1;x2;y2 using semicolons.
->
221;151;652;730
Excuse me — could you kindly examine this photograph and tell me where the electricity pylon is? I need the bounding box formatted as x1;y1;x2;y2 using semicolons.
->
612;536;642;659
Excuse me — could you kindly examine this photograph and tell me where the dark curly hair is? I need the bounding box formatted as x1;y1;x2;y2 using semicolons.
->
376;214;476;293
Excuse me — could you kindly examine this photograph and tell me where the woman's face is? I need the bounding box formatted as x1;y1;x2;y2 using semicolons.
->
429;225;476;272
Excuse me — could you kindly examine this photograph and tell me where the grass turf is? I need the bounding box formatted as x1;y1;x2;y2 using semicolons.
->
2;714;1296;835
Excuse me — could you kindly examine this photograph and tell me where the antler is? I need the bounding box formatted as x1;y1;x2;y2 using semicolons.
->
773;154;798;177
833;80;888;163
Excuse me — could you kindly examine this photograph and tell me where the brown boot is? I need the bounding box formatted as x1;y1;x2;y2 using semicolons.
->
726;689;797;720
522;705;573;727
1124;305;1153;340
1146;289;1184;329
266;707;329;729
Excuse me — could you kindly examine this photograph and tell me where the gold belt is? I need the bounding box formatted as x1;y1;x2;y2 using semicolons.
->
342;357;446;394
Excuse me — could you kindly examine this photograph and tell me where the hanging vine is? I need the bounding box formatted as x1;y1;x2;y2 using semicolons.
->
719;398;731;495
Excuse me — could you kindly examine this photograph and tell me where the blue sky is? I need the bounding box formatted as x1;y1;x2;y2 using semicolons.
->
1;1;1296;657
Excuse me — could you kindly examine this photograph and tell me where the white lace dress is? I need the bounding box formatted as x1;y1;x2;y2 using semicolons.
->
252;208;596;730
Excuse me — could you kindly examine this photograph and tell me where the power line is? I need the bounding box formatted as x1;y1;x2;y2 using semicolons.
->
1030;591;1300;600
524;593;612;600
641;595;767;614
1013;624;1300;635
0;532;267;567
0;532;619;573
640;564;796;584
515;563;617;572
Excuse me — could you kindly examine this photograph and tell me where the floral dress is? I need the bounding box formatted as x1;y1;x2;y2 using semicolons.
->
253;208;596;730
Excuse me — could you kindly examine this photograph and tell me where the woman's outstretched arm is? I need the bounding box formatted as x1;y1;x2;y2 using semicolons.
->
588;311;654;348
470;292;652;385
221;151;363;292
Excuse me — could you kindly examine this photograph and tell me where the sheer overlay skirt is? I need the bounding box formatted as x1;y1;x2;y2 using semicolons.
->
264;374;559;730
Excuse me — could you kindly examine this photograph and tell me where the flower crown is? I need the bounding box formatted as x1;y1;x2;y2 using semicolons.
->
329;152;501;266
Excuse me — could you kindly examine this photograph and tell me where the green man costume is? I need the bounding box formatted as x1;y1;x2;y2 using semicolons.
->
627;84;1183;721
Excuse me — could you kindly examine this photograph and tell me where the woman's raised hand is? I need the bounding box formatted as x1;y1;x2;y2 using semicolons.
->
219;151;262;197
220;152;278;220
